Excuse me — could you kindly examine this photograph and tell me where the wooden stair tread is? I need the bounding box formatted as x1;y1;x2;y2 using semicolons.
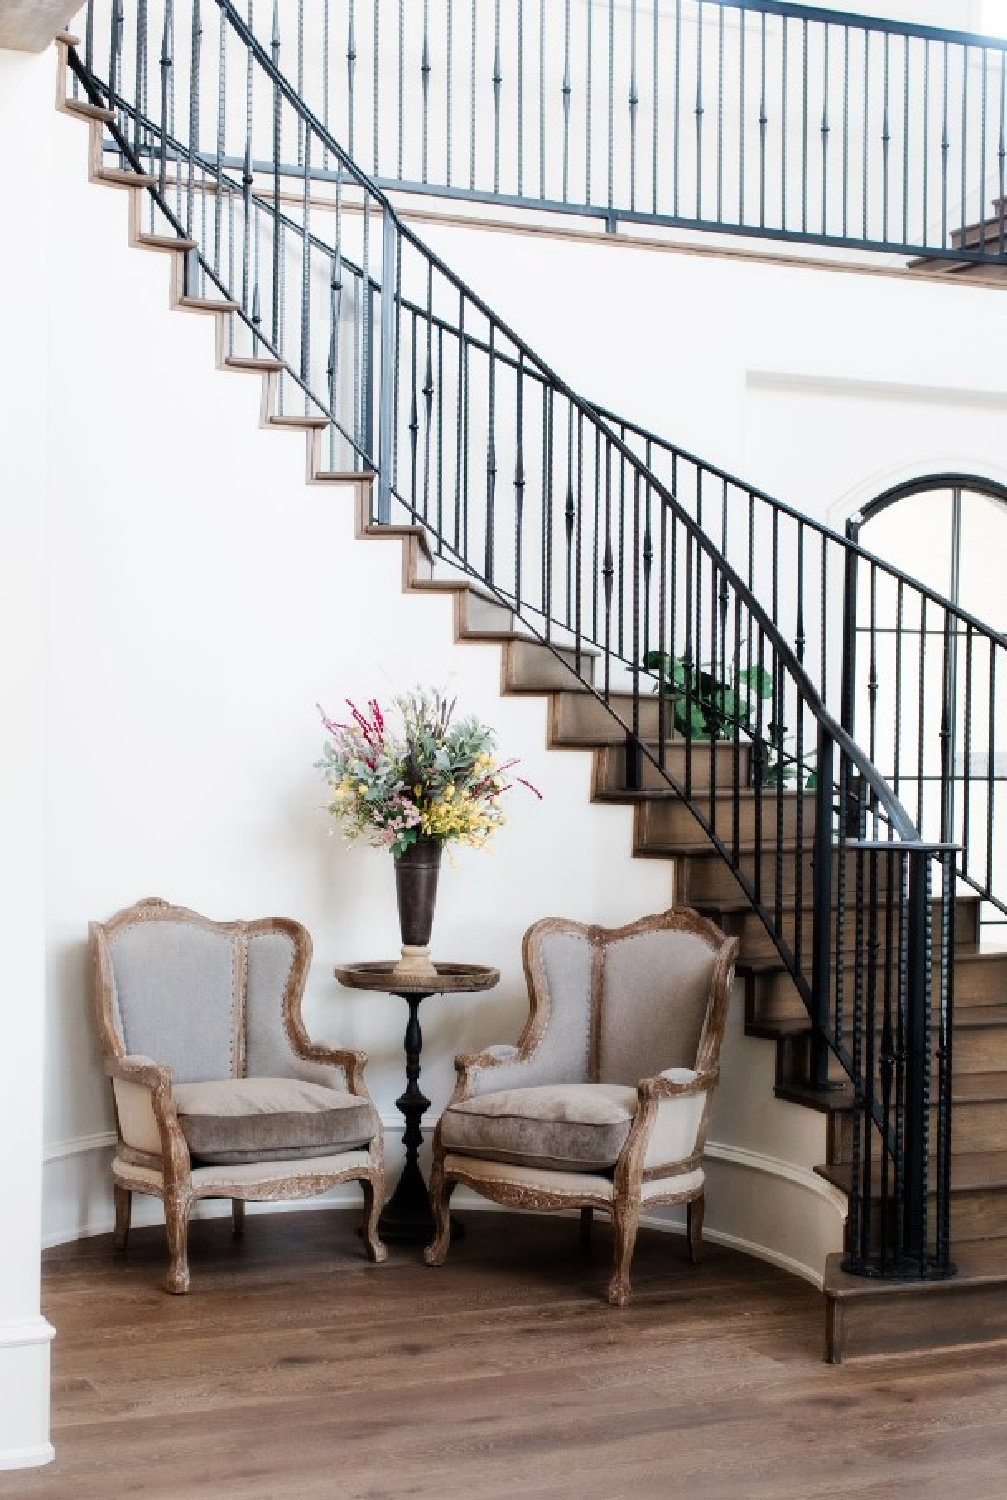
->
747;1002;1007;1049
267;414;330;430
178;296;241;313
775;1071;1007;1119
224;356;285;373
776;1079;855;1112
97;168;157;187
825;1237;1007;1301
315;469;377;482
64;99;115;122
137;233;198;251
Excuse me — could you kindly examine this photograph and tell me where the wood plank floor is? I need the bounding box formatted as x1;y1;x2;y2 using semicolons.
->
7;1209;1007;1499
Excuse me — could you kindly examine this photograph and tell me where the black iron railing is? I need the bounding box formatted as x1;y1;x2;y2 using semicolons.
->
69;0;963;1278
134;0;1007;265
599;411;1007;939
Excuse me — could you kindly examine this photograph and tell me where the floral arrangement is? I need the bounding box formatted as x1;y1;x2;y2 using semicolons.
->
317;688;540;857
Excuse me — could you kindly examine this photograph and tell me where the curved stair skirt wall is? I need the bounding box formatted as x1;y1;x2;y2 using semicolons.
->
42;1117;845;1291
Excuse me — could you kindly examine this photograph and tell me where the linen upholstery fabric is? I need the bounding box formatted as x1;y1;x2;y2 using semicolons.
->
598;930;717;1084
172;1077;377;1164
244;929;335;1088
468;930;593;1096
114;1151;373;1194
443;1083;638;1172
108;921;234;1083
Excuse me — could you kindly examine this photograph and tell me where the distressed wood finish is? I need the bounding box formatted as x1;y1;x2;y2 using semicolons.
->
90;898;387;1292
426;909;738;1307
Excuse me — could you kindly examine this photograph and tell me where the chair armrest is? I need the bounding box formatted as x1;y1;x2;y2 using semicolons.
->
637;1066;719;1102
105;1055;191;1181
290;1040;370;1097
450;1044;522;1103
616;1068;720;1184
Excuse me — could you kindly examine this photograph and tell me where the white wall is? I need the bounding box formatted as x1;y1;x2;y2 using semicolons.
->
13;7;1007;1464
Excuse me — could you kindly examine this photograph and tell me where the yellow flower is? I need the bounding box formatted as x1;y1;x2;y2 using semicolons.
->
358;783;368;793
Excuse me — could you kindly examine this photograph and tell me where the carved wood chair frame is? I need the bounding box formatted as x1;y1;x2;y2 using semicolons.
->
90;896;387;1292
424;907;738;1306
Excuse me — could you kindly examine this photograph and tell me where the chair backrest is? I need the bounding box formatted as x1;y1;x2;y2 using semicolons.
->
90;898;311;1085
524;909;737;1087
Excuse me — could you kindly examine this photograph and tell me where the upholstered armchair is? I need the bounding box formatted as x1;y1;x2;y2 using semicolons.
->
424;908;738;1306
90;897;387;1292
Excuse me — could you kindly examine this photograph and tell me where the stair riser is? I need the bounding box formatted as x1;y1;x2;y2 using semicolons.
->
839;1192;1007;1251
683;848;903;904
725;898;978;964
594;742;754;795
504;639;596;692
747;951;1007;1028
551;692;666;745
833;1099;1007;1161
640;793;816;850
776;1032;993;1092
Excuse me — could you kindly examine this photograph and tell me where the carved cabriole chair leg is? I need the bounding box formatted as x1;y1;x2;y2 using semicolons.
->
112;1185;132;1251
687;1193;705;1265
164;1191;193;1295
607;1201;640;1308
231;1199;245;1238
423;1163;455;1266
579;1205;594;1251
360;1177;389;1264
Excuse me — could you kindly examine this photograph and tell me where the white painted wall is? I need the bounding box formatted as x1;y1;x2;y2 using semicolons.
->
7;5;1007;1467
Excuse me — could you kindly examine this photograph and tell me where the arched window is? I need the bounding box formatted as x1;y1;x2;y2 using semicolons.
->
849;474;1007;634
845;474;1006;942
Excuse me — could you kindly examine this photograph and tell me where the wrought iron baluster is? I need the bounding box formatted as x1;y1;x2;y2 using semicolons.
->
346;0;356;160
695;0;704;221
423;0;432;185
492;0;502;195
941;41;949;249
758;11;767;227
821;23;830;235
716;2;724;223
629;0;639;214
158;0;172;200
882;33;891;245
270;0;281;345
514;352;526;610
801;18;808;233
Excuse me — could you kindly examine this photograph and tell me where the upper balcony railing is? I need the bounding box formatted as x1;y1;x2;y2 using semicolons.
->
206;0;1007;265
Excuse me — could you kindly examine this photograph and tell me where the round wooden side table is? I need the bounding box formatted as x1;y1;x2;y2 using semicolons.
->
334;961;500;1245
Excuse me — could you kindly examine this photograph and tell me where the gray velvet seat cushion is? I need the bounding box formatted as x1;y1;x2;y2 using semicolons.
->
172;1077;377;1164
441;1083;638;1172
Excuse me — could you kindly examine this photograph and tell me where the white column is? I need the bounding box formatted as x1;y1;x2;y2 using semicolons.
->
0;46;54;1470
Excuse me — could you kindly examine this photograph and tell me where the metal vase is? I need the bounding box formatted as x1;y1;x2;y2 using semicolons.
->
392;837;442;979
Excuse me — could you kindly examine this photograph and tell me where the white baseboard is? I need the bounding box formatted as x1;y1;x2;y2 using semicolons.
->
41;1126;844;1283
0;1443;55;1471
0;1319;55;1471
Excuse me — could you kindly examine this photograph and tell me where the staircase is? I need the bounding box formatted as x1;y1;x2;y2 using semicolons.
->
55;0;1007;1361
